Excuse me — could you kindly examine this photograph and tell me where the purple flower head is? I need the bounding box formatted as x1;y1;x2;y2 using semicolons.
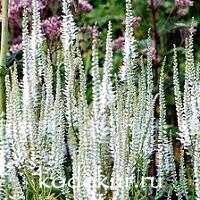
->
87;26;99;38
41;16;62;41
8;0;23;25
177;8;188;16
79;26;100;38
78;0;93;13
175;0;193;7
10;43;23;53
112;37;125;50
10;35;22;53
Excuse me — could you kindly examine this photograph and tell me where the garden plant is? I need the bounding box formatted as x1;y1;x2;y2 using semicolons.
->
0;0;199;199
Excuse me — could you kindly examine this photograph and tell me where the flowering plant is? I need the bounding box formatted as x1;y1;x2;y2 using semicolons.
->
0;0;199;200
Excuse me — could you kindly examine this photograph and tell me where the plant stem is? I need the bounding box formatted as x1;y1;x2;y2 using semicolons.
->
0;0;9;119
150;0;159;86
150;1;159;196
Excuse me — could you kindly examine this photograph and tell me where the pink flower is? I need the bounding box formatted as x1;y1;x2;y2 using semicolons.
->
175;0;193;7
87;26;99;38
10;43;23;53
8;0;23;25
79;26;100;38
78;0;93;13
41;16;62;40
177;8;188;16
112;37;125;50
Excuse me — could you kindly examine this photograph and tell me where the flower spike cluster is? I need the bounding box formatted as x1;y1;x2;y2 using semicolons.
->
1;0;200;199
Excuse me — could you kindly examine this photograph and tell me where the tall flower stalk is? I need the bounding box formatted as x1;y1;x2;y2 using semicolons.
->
0;0;9;119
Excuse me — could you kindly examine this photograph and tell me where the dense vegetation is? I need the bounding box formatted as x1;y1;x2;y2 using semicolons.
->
0;0;199;199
